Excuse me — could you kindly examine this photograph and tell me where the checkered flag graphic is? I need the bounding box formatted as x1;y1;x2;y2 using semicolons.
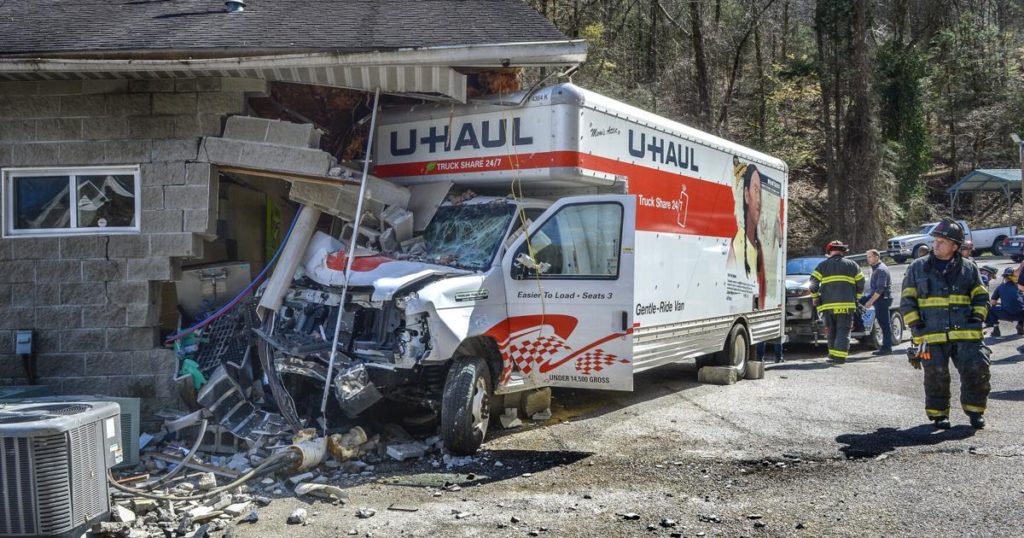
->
575;349;628;375
505;335;572;374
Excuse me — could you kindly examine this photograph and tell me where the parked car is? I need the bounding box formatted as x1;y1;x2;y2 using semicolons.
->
886;221;1018;263
784;256;905;349
1000;235;1024;263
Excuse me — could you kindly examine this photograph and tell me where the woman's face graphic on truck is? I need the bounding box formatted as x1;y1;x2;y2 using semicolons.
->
744;167;762;227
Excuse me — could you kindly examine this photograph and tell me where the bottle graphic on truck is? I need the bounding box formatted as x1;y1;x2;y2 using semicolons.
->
677;184;689;228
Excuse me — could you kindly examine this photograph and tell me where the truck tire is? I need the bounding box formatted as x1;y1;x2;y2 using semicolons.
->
709;324;750;378
441;356;492;455
866;311;904;348
991;237;1006;256
912;244;928;258
1013;255;1023;263
893;255;907;264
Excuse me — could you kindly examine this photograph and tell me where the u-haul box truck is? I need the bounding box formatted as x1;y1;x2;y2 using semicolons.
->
261;84;787;455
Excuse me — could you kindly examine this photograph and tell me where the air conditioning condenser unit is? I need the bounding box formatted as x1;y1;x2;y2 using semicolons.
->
0;401;121;537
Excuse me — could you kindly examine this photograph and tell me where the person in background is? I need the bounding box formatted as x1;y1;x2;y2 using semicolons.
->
985;267;1024;337
979;265;997;287
757;338;785;363
809;240;864;364
863;249;894;355
959;240;975;261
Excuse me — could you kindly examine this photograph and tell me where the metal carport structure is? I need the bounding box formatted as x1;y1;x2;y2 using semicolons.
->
946;168;1024;210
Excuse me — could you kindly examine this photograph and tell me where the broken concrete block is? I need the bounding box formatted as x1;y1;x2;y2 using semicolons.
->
197;472;217;491
380;206;414;242
223;502;251;518
294;483;348;503
112;504;137;523
386;442;428;461
519;387;552;418
499;408;522;429
697;366;739;385
221;116;270;143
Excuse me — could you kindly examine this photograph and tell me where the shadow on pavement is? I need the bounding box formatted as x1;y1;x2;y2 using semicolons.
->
376;449;592;489
994;352;1024;365
766;361;833;371
835;424;976;459
989;389;1024;401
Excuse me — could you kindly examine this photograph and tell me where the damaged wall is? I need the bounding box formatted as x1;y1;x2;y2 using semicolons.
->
0;77;267;421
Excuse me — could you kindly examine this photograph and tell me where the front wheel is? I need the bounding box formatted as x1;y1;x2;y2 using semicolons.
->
893;255;908;264
869;311;904;348
441;356;492;455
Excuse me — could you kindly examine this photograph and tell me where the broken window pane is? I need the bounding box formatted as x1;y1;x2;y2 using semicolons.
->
13;175;71;230
421;203;515;270
77;174;136;228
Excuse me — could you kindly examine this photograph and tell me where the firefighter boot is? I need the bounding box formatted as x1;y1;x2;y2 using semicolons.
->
967;412;986;429
1017;322;1024;335
932;417;951;430
990;325;1001;337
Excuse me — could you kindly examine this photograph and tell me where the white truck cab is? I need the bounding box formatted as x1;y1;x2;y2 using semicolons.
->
257;84;789;454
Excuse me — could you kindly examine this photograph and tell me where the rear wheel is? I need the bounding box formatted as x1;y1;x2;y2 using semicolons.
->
867;311;904;348
991;237;1006;256
441;356;492;455
709;324;750;378
912;244;928;258
1012;255;1023;263
893;256;908;264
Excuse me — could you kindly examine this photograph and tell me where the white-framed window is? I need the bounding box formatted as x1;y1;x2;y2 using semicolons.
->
2;165;141;238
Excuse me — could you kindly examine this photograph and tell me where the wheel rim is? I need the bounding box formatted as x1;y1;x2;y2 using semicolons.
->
873;320;883;348
732;330;748;368
891;313;903;342
470;376;490;437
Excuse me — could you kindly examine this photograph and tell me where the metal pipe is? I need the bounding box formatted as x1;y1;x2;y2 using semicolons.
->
320;87;382;423
257;205;322;319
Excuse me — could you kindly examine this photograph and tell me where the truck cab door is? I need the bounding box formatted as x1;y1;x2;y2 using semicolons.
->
495;195;635;392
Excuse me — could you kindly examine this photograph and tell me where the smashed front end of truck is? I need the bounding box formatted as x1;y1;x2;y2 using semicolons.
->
252;198;518;432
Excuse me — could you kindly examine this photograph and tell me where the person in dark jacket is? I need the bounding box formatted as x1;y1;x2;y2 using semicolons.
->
809;240;865;364
985;267;1024;337
863;249;894;355
900;218;991;430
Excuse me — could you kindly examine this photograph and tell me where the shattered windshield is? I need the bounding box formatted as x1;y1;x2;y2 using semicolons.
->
420;203;516;270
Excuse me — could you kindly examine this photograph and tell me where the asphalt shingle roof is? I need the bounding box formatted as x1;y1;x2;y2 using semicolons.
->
0;0;569;57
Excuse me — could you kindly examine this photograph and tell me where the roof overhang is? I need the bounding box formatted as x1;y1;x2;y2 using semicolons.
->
0;40;587;103
946;169;1024;194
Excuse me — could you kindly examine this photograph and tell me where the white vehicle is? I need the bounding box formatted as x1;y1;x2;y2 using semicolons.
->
257;84;788;454
886;221;1018;262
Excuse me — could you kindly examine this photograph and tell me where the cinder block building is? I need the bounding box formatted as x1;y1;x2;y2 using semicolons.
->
0;0;584;419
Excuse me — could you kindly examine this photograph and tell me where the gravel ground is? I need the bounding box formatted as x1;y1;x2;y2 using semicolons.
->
226;322;1024;538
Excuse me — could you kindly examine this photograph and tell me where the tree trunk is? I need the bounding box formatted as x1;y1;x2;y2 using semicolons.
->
689;0;713;130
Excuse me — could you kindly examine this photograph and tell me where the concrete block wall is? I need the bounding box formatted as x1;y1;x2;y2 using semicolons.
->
0;77;268;419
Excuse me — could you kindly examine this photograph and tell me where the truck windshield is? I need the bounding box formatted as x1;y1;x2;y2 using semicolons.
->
420;203;516;271
918;224;935;234
786;257;825;275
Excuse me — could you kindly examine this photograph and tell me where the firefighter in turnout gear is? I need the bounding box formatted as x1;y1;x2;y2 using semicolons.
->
809;240;865;363
900;218;991;430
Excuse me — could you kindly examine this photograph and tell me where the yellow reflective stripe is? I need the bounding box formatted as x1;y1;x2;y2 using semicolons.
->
925;408;949;418
818;302;858;311
949;330;983;341
973;306;989;318
903;311;920;324
820;275;858;284
855;293;863;299
811;271;823;280
948;295;971;305
855;273;865;281
902;287;918;298
912;333;948;344
971;285;988;297
962;403;986;413
828;349;849;358
810;293;820;298
918;297;949;307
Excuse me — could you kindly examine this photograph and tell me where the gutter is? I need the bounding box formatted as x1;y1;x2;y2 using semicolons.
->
0;40;588;76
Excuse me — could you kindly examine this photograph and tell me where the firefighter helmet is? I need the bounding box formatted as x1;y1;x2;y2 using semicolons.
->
1003;267;1016;277
962;239;975;251
930;218;965;246
824;240;849;254
980;264;998;276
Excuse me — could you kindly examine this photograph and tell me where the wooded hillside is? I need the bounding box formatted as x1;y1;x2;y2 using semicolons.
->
530;0;1024;254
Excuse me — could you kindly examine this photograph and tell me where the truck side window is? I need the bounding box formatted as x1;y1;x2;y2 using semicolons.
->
517;202;622;279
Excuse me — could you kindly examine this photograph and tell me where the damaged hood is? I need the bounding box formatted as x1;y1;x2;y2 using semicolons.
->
301;232;470;300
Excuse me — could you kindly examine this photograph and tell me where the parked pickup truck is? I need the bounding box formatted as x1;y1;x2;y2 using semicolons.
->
886;221;1018;263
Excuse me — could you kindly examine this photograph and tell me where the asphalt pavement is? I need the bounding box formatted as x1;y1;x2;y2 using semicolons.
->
231;257;1024;538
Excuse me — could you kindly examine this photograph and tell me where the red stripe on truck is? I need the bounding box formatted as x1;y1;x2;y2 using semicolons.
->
374;151;740;239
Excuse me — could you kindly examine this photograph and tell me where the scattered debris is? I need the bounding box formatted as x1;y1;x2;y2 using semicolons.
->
294;483;348;503
660;518;677;528
356;507;377;519
111;505;137;524
240;509;259;524
388;504;420;512
287;508;308;525
387;442;429;461
197;472;218;491
621;513;641;520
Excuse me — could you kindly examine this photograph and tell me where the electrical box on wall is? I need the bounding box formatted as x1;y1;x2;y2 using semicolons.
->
15;329;32;355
